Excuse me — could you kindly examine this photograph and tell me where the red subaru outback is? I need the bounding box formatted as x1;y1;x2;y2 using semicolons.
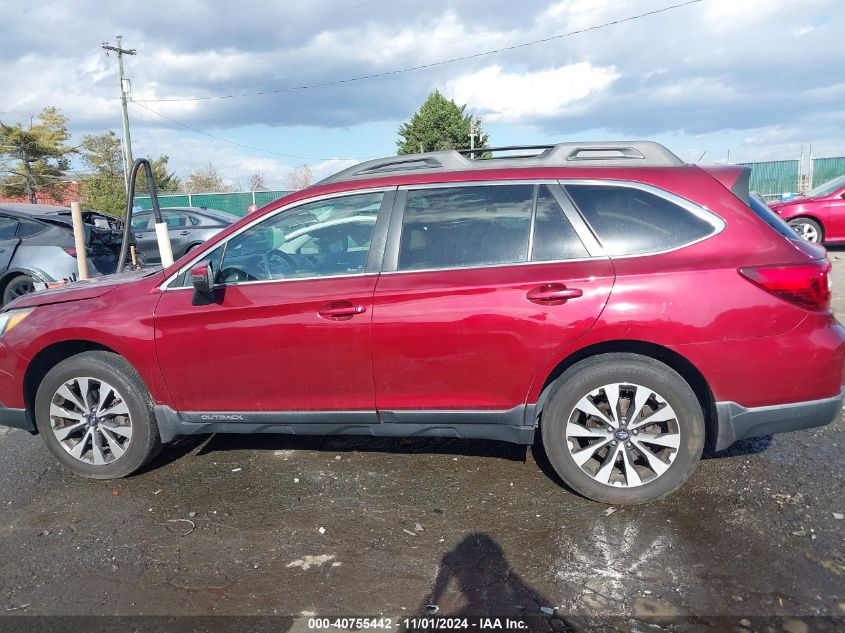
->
0;142;842;504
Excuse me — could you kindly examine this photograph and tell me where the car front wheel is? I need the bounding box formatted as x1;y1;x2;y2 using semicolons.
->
541;353;705;504
34;351;161;478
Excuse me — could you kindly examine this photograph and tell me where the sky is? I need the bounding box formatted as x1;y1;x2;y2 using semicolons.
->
0;0;842;190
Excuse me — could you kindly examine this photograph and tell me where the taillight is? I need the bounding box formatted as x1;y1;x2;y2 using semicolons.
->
739;260;831;311
63;248;77;257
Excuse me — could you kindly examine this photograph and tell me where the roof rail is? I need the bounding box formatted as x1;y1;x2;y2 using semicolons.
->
317;140;684;185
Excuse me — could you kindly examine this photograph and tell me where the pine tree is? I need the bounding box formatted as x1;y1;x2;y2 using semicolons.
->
397;91;489;155
0;107;74;203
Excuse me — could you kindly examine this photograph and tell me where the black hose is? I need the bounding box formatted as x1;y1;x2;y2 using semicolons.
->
117;158;163;273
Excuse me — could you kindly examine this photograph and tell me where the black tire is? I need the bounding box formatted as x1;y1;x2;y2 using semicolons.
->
540;353;705;504
2;274;36;305
788;217;823;244
34;351;161;479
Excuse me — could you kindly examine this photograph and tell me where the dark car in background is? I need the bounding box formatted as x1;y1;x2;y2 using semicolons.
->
130;206;236;263
769;174;845;244
0;203;128;305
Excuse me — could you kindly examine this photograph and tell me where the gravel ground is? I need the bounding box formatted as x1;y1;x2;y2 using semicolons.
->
0;251;843;632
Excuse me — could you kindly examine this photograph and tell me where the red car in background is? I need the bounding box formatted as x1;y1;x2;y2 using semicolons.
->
770;175;845;244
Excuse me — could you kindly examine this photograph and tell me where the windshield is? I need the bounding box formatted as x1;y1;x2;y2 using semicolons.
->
806;174;845;198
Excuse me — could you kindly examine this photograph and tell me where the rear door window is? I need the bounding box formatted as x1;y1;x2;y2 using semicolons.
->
531;186;589;261
162;211;190;228
398;185;533;271
565;184;716;256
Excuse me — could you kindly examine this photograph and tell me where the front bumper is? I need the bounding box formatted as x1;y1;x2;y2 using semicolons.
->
0;405;33;433
715;388;844;451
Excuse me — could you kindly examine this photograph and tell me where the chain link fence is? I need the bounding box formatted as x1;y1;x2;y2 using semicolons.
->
133;190;293;217
812;157;845;189
737;160;800;196
134;157;845;211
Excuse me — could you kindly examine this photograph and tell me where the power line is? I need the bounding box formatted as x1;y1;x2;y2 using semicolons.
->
209;0;640;91
136;0;703;104
129;100;365;162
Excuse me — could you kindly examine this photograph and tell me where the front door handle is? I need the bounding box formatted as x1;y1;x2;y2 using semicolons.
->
318;301;367;319
526;284;583;305
179;230;190;236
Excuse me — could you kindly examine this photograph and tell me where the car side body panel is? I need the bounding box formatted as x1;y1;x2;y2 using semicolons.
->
372;259;615;411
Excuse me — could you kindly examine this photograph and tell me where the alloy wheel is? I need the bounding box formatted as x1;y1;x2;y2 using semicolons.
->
792;221;820;243
5;276;35;301
49;377;133;465
565;383;681;488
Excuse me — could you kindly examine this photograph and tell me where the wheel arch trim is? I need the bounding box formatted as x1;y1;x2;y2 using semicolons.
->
22;340;143;434
528;339;718;450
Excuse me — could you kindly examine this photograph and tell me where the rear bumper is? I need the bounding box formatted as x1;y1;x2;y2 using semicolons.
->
714;388;844;451
0;405;33;433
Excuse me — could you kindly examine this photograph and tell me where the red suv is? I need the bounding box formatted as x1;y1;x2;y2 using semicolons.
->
0;142;842;504
770;174;845;244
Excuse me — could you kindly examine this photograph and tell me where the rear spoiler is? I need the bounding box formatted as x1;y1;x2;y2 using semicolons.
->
700;165;751;205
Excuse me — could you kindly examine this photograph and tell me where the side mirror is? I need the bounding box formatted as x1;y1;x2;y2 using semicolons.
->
191;261;215;306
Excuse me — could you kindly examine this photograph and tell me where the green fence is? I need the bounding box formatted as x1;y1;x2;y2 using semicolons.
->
133;190;293;217
812;157;845;189
737;160;800;196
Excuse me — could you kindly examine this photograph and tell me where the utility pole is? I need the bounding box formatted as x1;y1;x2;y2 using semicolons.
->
102;35;136;192
468;120;478;160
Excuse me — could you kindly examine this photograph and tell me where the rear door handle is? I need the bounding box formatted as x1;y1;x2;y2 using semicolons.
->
318;301;367;319
526;284;583;305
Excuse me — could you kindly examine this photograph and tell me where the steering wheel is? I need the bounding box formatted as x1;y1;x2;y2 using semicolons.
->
264;249;297;277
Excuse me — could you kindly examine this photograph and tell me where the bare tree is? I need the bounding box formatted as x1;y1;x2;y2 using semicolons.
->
185;162;232;193
284;164;313;191
249;171;268;191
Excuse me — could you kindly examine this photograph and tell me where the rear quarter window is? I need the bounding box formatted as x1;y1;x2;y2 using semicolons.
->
17;219;46;237
565;184;716;256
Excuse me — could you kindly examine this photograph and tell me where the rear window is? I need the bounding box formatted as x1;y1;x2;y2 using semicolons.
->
565;184;715;256
748;196;800;240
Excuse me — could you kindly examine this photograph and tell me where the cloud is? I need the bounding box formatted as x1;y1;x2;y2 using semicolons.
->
444;63;619;122
0;0;843;170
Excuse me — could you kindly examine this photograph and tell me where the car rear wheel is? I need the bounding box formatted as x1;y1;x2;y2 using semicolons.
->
788;218;823;244
34;351;161;479
2;274;36;305
540;353;705;504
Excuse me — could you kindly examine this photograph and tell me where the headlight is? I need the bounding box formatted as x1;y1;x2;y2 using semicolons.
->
0;308;33;336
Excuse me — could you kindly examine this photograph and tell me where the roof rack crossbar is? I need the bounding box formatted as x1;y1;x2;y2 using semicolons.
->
317;140;684;184
455;144;555;156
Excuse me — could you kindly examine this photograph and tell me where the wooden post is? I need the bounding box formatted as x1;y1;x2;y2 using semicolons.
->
70;202;89;280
